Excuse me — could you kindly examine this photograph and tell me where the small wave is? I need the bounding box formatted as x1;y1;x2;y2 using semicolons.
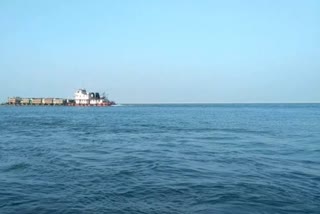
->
111;104;125;107
2;162;30;172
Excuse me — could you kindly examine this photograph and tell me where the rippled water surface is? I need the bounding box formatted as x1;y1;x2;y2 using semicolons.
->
0;104;319;213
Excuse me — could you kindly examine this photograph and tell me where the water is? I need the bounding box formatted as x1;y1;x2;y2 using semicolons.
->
0;104;319;213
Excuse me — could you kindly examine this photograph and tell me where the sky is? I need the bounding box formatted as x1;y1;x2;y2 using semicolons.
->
0;0;319;103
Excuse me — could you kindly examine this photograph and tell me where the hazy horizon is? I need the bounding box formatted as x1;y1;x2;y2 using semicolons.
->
1;0;319;103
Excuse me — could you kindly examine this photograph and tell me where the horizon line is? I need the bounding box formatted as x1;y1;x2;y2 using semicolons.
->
1;101;320;105
120;102;320;105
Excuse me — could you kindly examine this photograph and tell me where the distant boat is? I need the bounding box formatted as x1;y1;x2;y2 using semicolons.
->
6;89;116;106
74;89;115;106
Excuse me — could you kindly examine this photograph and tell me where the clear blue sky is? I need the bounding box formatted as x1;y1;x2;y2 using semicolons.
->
0;0;319;103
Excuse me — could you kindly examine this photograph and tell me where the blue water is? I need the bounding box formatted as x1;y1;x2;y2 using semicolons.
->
0;104;319;213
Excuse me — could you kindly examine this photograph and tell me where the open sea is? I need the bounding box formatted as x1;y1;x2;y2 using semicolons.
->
0;104;319;214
